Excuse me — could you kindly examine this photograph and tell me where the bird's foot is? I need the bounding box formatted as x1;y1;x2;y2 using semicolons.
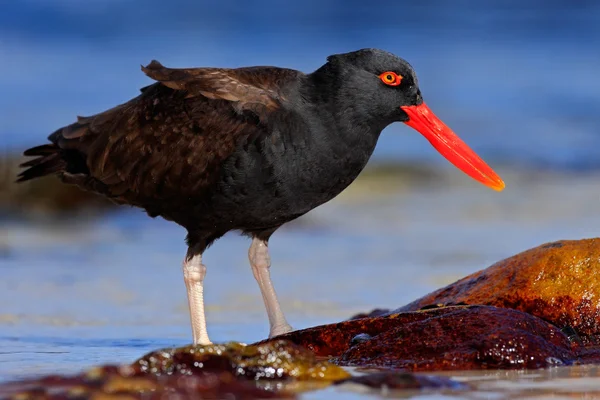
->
269;323;294;338
193;337;213;346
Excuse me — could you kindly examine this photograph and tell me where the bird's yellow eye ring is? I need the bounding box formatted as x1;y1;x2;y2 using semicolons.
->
379;71;402;86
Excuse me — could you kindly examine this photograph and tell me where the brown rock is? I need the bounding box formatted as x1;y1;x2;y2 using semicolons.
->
398;239;600;340
271;305;578;370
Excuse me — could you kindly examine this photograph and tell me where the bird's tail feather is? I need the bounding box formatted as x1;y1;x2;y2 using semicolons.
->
16;144;66;183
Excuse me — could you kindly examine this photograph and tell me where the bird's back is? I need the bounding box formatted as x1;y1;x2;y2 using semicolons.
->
18;62;303;229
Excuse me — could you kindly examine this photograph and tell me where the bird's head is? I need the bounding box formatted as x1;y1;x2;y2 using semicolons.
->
315;48;505;192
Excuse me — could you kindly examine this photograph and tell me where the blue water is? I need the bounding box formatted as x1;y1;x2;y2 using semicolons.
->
2;1;600;169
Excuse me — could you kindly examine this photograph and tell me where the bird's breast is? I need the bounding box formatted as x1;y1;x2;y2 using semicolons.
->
211;113;381;231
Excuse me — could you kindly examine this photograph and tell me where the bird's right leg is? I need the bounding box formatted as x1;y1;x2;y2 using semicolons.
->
183;253;211;345
248;237;293;338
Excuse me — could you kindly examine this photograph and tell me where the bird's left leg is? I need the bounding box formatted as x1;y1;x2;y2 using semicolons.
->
248;237;293;337
183;252;211;345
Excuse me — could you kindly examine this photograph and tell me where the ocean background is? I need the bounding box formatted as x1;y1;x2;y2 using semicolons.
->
3;0;600;170
2;1;600;398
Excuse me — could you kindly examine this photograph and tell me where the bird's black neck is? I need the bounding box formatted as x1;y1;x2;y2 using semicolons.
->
300;63;389;142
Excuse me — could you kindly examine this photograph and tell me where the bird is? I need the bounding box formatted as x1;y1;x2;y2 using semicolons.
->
18;48;505;345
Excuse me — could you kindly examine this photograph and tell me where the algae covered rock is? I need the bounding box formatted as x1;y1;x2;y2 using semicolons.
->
399;239;600;339
133;339;350;381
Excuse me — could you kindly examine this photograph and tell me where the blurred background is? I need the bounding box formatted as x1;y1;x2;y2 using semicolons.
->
1;0;600;381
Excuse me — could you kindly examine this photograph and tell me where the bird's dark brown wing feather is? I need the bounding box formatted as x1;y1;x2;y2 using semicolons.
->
141;60;285;115
19;61;300;215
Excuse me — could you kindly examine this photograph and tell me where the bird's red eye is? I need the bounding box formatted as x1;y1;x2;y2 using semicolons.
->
379;71;402;86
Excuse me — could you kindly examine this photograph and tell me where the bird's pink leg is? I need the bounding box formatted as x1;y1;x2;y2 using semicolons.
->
183;254;211;345
249;238;293;338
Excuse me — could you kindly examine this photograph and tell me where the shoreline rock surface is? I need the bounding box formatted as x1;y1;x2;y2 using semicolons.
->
399;239;600;342
3;238;600;398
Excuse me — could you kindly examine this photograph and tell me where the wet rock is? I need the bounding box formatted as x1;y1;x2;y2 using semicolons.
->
398;239;600;341
7;237;600;398
133;340;350;381
561;326;584;346
271;305;577;370
0;340;469;399
3;339;349;399
0;367;293;399
264;313;409;358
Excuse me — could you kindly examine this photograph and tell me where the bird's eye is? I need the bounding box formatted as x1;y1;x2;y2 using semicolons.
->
379;71;402;86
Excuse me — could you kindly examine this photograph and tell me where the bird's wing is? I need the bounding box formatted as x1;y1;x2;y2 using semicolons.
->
32;62;300;209
141;60;288;118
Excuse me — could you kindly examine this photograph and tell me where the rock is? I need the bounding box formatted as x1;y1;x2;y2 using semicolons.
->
0;367;293;400
398;239;600;341
6;237;600;398
0;340;469;398
2;339;349;399
133;340;350;381
270;305;580;370
265;239;600;370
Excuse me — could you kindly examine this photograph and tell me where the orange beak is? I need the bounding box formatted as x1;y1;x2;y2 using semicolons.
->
400;103;505;191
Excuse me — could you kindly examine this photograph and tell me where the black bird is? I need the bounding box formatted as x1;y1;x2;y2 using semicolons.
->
18;49;504;345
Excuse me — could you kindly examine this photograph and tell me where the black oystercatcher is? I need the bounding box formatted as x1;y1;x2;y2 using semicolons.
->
18;49;504;345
